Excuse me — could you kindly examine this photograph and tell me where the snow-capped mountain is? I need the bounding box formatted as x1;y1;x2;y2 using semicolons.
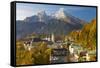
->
54;8;67;19
16;8;86;39
36;10;48;22
52;8;70;22
24;10;48;23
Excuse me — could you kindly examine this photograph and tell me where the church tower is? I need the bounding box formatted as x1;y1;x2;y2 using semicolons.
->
51;33;55;42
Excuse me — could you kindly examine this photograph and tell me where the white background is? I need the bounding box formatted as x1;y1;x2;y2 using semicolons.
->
0;0;99;68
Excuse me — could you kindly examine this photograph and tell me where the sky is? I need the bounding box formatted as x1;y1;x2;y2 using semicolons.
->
16;3;97;22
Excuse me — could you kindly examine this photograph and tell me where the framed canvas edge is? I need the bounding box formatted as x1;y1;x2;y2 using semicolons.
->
10;1;98;67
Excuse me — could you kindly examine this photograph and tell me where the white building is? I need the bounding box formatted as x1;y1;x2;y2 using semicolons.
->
69;45;74;54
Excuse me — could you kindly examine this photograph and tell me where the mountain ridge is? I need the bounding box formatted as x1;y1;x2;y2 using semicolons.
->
16;8;86;39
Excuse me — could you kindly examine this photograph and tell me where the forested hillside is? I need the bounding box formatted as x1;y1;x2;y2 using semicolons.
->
69;19;96;50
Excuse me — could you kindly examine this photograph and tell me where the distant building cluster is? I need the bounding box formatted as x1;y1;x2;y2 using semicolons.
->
22;33;90;63
23;33;55;51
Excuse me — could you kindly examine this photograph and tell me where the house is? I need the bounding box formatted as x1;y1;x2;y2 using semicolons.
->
80;51;90;61
69;45;74;54
50;48;69;63
32;38;42;42
23;41;33;51
69;53;79;62
80;51;87;57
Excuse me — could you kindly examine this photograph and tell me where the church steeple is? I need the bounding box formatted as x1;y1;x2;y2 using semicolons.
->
51;33;55;42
